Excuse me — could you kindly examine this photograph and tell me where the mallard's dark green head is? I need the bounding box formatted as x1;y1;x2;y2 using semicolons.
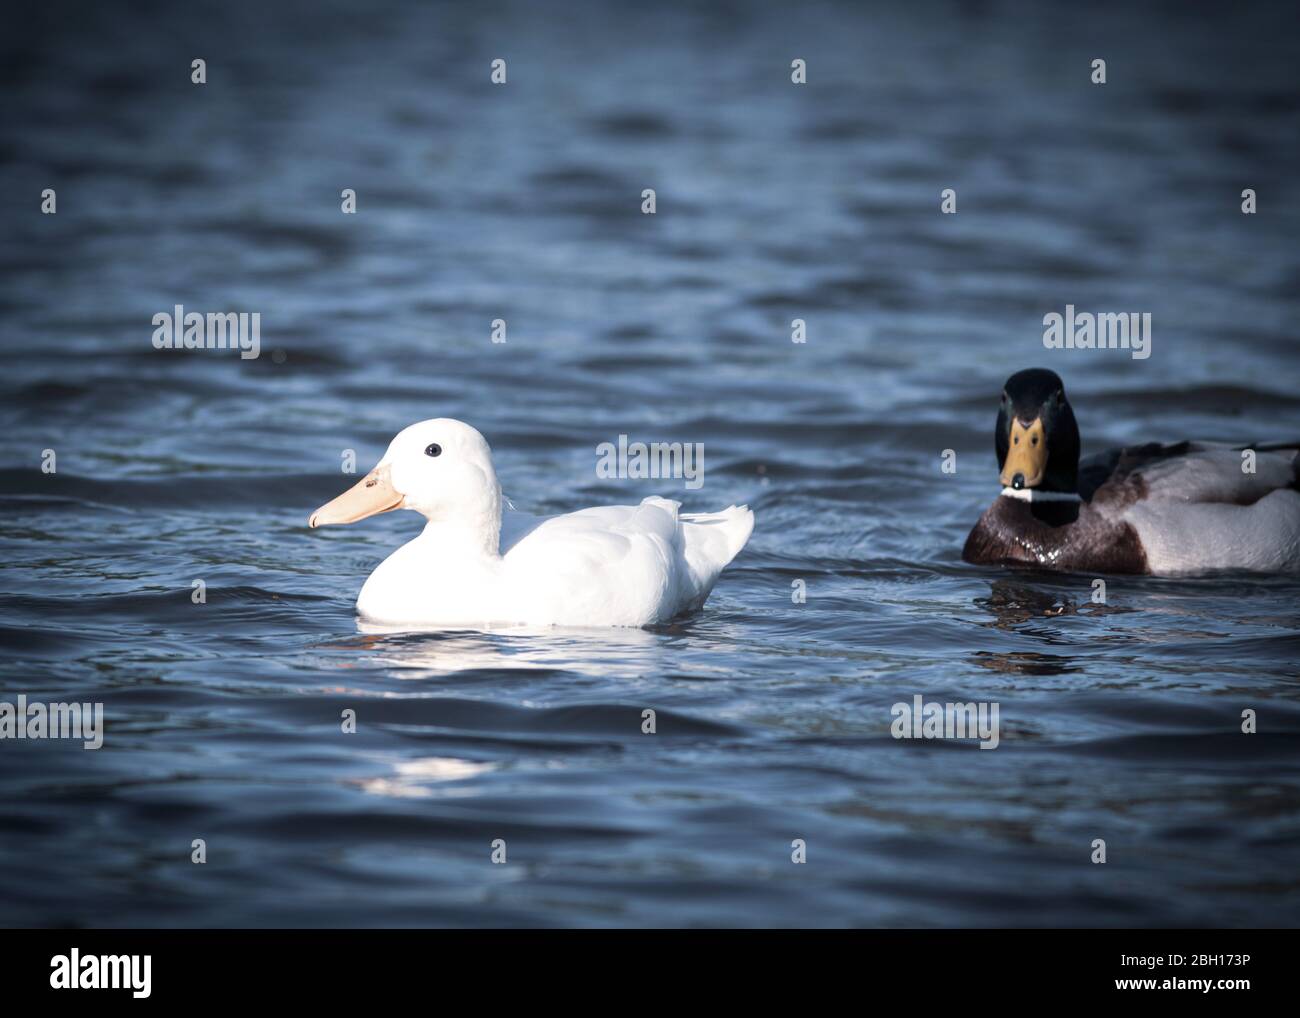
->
994;368;1080;493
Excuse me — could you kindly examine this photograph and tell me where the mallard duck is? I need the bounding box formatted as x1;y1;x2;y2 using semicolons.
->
308;419;754;626
962;369;1300;574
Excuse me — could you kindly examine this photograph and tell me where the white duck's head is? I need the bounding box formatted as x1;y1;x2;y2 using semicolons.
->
309;419;502;547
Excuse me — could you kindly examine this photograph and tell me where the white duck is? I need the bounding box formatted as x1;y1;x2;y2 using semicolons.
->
308;419;754;627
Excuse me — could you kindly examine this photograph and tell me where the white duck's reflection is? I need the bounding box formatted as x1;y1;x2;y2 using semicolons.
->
341;619;668;680
355;756;495;799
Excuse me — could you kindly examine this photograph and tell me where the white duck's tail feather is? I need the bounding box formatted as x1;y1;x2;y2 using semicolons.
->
678;504;754;605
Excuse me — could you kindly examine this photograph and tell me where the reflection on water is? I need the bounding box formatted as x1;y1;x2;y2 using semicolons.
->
971;650;1081;677
356;757;496;800
346;624;667;679
974;579;1083;631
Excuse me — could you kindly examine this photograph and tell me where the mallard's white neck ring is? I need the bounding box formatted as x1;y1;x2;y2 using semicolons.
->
999;486;1082;503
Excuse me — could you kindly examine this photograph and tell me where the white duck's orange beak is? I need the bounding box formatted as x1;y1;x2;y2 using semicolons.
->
309;463;403;528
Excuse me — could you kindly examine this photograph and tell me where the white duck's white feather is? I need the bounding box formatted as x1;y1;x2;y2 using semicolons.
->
345;420;753;627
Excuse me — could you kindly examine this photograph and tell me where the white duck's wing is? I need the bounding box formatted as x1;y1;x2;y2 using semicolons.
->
502;496;753;625
502;497;680;625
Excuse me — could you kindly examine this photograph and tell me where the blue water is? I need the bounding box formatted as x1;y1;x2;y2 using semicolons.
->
2;0;1299;927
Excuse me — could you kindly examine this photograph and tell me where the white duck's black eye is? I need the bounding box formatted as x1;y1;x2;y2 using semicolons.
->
425;443;442;457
